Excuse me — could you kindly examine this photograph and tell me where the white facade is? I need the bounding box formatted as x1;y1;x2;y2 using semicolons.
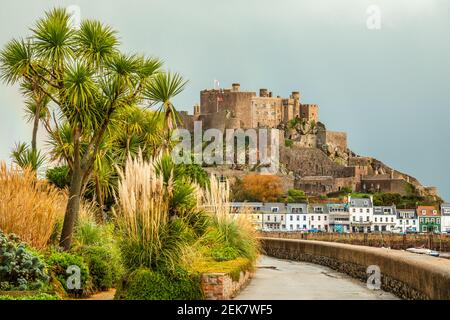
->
396;209;419;233
349;196;374;233
372;206;397;232
308;205;329;232
286;204;308;231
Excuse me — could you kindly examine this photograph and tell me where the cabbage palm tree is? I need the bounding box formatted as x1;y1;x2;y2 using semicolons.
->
0;8;186;250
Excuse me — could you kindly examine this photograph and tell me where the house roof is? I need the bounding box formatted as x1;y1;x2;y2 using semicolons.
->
349;197;373;208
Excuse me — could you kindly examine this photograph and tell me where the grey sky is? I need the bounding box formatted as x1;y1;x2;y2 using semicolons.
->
0;0;449;200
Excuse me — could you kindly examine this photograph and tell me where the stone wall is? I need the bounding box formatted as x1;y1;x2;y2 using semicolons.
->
261;237;450;300
201;271;252;300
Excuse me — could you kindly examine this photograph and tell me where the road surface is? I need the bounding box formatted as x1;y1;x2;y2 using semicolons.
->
235;256;398;300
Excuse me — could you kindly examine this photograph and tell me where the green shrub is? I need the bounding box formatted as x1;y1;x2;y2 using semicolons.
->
210;246;239;262
77;245;123;292
203;217;259;262
285;139;294;148
46;166;71;189
0;231;49;291
46;251;90;296
116;268;203;300
73;219;114;248
0;293;60;300
286;189;308;203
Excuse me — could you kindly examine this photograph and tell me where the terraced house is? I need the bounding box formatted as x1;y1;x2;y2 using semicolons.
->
286;203;308;231
328;203;350;233
373;206;397;232
417;206;441;233
349;196;374;233
397;209;419;233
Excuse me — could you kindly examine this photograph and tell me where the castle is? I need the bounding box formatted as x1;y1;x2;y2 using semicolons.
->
180;83;318;131
179;83;439;200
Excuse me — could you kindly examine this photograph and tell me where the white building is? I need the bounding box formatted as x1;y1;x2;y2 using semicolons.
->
396;209;419;233
286;203;308;231
308;204;329;232
441;203;450;234
349;196;373;233
373;206;397;232
261;203;287;231
328;203;351;233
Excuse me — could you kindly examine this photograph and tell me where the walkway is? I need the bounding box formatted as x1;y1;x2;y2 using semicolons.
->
235;256;398;300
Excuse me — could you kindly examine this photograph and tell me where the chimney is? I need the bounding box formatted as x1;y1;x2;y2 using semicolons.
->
269;92;273;98
260;88;268;97
232;83;240;92
292;91;300;100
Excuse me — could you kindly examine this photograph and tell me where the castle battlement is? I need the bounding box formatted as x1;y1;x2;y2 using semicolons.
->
190;83;319;131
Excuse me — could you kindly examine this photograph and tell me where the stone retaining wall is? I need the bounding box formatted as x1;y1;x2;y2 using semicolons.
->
201;271;252;300
261;237;450;300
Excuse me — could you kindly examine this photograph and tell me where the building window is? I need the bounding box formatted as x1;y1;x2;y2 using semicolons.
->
290;216;293;221
318;216;321;221
271;207;279;213
303;216;306;221
422;210;426;215
297;215;300;221
366;209;370;213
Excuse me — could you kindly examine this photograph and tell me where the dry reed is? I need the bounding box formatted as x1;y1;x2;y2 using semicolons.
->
0;162;66;249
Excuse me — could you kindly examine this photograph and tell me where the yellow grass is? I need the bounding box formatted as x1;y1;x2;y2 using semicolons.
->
0;162;66;249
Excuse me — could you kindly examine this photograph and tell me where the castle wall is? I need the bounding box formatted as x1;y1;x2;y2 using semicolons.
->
250;97;284;128
200;89;255;129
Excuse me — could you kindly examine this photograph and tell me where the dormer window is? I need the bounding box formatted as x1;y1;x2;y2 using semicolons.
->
433;210;437;215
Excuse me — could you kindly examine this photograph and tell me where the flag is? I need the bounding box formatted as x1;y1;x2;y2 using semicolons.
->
214;79;220;90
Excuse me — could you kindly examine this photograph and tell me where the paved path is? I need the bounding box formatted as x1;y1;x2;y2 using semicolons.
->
235;256;398;300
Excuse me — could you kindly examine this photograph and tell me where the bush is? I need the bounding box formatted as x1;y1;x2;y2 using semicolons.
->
285;139;294;148
73;216;114;248
210;246;239;262
77;245;123;292
46;166;71;189
203;216;259;262
0;293;60;300
116;268;203;300
46;251;90;296
0;163;66;249
115;155;200;273
0;231;49;291
286;189;308;203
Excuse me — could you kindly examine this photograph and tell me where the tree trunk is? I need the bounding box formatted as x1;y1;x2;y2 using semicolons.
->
59;165;83;250
95;174;105;221
31;101;41;153
59;125;82;251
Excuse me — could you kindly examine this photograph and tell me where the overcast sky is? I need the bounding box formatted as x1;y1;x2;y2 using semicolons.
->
0;0;449;200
